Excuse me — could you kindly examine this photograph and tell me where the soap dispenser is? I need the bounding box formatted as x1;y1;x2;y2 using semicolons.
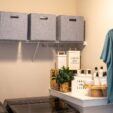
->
93;67;98;78
93;67;100;85
100;72;107;86
99;66;104;78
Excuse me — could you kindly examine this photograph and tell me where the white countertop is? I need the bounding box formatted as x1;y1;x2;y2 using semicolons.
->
49;89;109;107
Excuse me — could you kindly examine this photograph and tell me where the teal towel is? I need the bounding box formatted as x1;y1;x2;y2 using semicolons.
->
100;29;113;103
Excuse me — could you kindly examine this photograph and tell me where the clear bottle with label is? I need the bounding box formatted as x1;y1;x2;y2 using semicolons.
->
86;69;92;77
81;70;85;76
73;70;77;76
77;69;81;76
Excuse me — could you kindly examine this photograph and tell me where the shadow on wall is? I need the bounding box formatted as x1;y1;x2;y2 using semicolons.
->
21;43;55;61
21;42;84;61
0;42;55;62
0;41;18;62
0;42;84;62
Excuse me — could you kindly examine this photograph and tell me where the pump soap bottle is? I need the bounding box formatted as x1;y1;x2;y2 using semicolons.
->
94;67;100;85
99;66;104;78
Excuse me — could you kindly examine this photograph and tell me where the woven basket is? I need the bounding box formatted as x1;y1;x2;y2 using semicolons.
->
90;85;107;97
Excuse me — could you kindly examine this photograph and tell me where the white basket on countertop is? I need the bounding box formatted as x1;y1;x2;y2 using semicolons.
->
72;76;92;96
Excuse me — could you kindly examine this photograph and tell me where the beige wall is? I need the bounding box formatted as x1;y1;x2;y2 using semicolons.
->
1;0;112;103
76;0;113;71
0;0;77;15
0;0;77;102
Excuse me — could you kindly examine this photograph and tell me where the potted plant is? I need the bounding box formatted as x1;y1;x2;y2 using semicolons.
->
55;66;74;92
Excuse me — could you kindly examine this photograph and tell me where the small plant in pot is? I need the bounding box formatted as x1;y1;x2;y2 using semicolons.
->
56;66;74;92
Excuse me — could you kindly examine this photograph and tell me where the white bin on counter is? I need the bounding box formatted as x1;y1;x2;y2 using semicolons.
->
72;76;92;96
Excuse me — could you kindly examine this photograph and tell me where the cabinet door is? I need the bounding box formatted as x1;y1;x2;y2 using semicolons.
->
57;16;84;42
29;13;56;41
0;12;27;40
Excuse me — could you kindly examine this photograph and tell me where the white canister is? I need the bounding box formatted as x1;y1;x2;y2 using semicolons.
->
56;51;67;69
67;50;80;70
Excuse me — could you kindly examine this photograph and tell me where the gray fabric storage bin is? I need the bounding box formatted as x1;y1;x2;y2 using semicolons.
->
57;15;84;42
29;13;56;41
0;11;28;40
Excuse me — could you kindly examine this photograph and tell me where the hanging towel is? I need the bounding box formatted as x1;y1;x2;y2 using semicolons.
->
100;29;113;103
